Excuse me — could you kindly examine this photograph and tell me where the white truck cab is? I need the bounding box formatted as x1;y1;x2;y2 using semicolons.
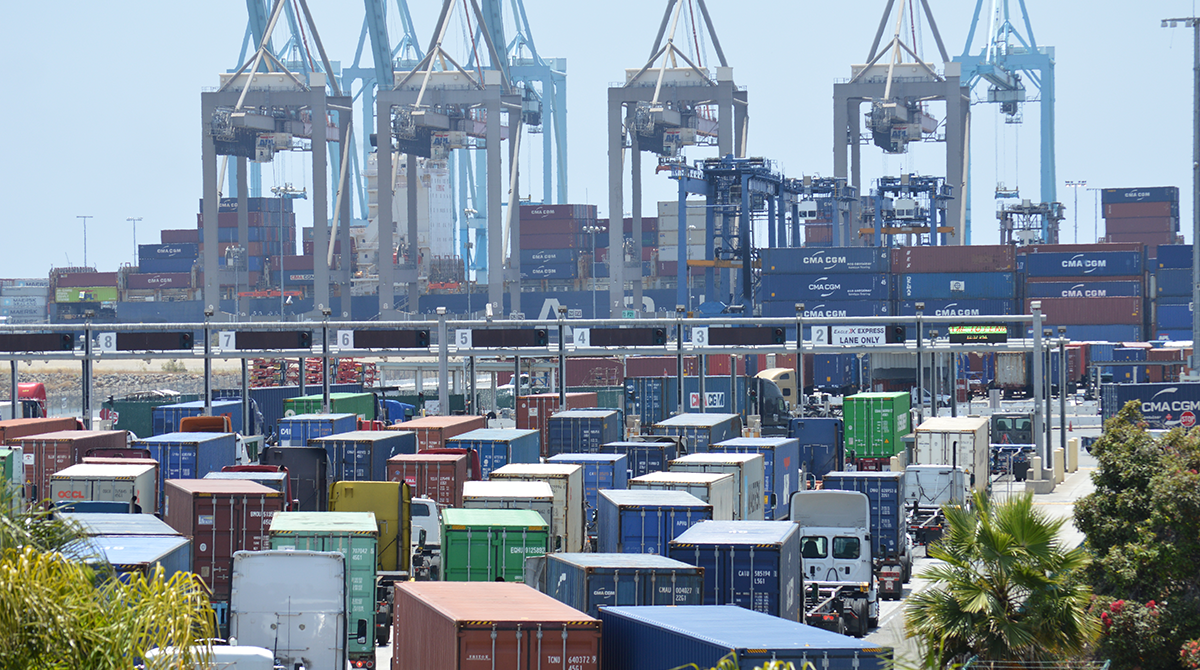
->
410;497;442;579
791;489;879;637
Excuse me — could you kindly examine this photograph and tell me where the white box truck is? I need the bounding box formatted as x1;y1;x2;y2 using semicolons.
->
49;463;157;514
913;416;990;493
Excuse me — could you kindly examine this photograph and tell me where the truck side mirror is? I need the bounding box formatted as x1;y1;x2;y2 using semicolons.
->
418;528;427;549
356;619;368;645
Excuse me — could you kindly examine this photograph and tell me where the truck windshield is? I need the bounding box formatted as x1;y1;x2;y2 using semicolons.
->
801;536;828;559
412;504;430;517
832;536;860;559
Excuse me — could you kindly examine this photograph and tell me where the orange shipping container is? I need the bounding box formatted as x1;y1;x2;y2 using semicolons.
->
394;415;486;451
386;453;469;508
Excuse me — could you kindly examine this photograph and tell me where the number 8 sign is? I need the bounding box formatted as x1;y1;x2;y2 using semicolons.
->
98;332;117;353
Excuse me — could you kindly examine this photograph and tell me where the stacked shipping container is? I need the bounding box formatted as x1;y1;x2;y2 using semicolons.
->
518;204;597;286
197;197;297;293
758;247;892;322
1103;187;1180;248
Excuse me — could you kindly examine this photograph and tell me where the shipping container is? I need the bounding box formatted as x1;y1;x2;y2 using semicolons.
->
0;416;77;443
203;471;289;506
160;229;200;244
440;508;550;582
761;273;890;301
670;453;765;521
55;272;119;288
843;393;911;460
820;472;908;558
625;356;699;378
152;400;242;436
1102;186;1180;205
547;453;629;520
135;432;237;509
329;480;411;572
74;534;192;581
669;520;802;620
520;248;581;265
629;472;736;521
310;430;415;483
12;430;127;505
599;440;679;478
541;552;704;617
519;203;598;220
139;243;199;260
599;605;892;670
445;428;541;478
1158;303;1193;330
386;453;468;508
125;273;193;290
396;415;487;451
546;409;622;455
276;413;358;446
1108;201;1177;218
813;353;861;393
1157;244;1193;269
761;300;892;319
651;413;741;453
913;416;991;492
1024;251;1143;277
708;437;800;520
50;463;157;514
896;299;1016;317
284;392;376;420
488;463;585;553
1102;382;1200;428
597;489;713;555
761;246;890;274
1039;324;1144;342
1157;268;1192;296
163;479;282;600
891;244;1016;273
258;445;329;511
61;511;180;536
1025;279;1143;298
786;418;845;482
462;479;556;528
1028;297;1141;325
897;272;1016;300
391;582;600;670
267;511;379;665
517;393;598;455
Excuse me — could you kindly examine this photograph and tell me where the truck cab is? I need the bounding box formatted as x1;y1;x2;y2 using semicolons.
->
410;497;442;580
990;413;1033;445
791;489;878;637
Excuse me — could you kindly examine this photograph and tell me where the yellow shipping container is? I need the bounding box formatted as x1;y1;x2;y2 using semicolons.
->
329;480;411;573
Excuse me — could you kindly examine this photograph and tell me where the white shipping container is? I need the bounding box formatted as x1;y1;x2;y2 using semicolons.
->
462;480;559;546
629;472;736;521
49;463;158;514
658;230;706;247
994;352;1028;389
913;416;990;492
669;453;765;520
657;244;707;263
486;463;585;553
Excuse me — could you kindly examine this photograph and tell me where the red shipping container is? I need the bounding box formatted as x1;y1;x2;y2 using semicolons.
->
198;212;296;228
625;356;699;378
163;479;283;600
1018;242;1144;255
392;582;601;670
518;233;581;249
657;261;678;276
565;357;625;387
891;245;1016;273
1107;232;1177;247
126;273;193;290
55;272;119;288
395;415;487;451
0;417;77;444
704;355;748;376
1106;201;1175;218
519;219;583;236
806;225;834;244
516;393;598;456
161;229;200;244
619;216;658;233
1026;297;1141;325
1148;347;1185;383
386;453;469;508
269;255;316;271
1106;217;1177;234
420;448;483;481
11;430;127;504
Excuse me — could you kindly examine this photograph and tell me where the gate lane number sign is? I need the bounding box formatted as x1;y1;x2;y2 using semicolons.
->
815;325;888;346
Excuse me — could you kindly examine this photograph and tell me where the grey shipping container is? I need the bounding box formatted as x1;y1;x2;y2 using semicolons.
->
259;446;330;511
541;552;704;616
651;413;742;453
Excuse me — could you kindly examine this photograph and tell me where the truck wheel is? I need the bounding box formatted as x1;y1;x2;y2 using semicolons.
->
854;600;870;637
377;629;390;647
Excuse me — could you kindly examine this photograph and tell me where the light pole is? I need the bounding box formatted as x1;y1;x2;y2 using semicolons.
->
1163;17;1200;369
582;224;606;318
225;244;244;321
127;217;142;264
1065;181;1086;243
1087;187;1102;243
76;216;93;267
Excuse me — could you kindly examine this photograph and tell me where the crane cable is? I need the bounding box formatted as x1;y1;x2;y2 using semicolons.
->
687;0;703;68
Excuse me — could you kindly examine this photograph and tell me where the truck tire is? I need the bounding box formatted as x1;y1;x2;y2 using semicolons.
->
853;599;870;637
377;628;390;647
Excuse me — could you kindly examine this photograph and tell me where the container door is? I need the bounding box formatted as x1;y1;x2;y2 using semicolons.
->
193;494;237;599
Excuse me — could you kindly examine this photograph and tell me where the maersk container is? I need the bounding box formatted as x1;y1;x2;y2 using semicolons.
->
546;409;623;455
597;489;713;555
1102;382;1200;429
62;511;180;536
1158;244;1193;269
761;246;890;274
843;393;911;460
913;416;991;493
543;552;705;617
283;392;376;420
152;400;243;436
669;453;765;521
629;472;736;521
135;432;237;509
547;453;629;516
79;534;192;582
1024;251;1144;278
445;428;540;478
786;418;844;482
49;463;157;515
820;472;907;558
761;273;890;301
276;413;358;446
668;521;801;620
599;605;893;670
709;437;800;521
258;445;328;511
440;508;549;582
488;463;585;553
898;272;1016;300
652;413;741;453
1025;280;1144;299
600;441;678;478
309;430;415;483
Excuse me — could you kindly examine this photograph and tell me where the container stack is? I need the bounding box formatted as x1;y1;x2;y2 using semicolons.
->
654;200;707;280
49;268;119;322
124;243;198;302
1103;187;1181;248
1154;244;1193;340
757;247;892;321
518;204;597;289
891;245;1017;323
0;278;49;323
197;196;297;293
1021;246;1145;342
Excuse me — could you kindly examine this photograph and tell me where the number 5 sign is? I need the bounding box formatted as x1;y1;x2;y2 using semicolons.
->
455;329;473;349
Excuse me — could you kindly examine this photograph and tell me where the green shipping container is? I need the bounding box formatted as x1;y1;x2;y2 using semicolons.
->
103;394;203;440
441;508;549;583
268;512;379;664
843;392;911;459
284;393;376;420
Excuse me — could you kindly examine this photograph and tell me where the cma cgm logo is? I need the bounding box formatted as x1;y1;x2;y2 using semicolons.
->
804;255;847;268
804;305;847;318
934;303;982;316
1141;387;1200;416
1122;191;1151;199
1061;284;1108;298
1061;254;1107;269
807;277;841;297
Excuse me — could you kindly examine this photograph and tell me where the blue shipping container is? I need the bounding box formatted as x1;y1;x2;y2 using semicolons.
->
134;432;237;509
309;430;415;482
277;413;358;446
1025;280;1143;299
1030;324;1142;342
62;512;181;536
625;377;671;426
520;248;579;265
446;428;541;478
138;258;196;275
898;272;1016;300
152;400;243;436
709;437;800;521
520;262;578;280
1023;251;1143;278
669;520;802;620
898;299;1016;317
762;300;891;319
820;472;907;559
547;453;629;516
1157;269;1192;296
652;413;741;453
814;354;859;392
1158;303;1193;330
80;534;192;582
786;418;844;482
543;553;704;616
1153;329;1192;341
760;247;890;274
598;489;713;555
1158;245;1193;269
212;383;363;439
599;441;678;479
1102;186;1179;205
138;243;199;261
761;273;889;301
1102;382;1200;428
546;410;623;456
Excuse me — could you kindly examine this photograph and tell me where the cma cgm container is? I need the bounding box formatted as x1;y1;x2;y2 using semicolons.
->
709;437;800;520
547;453;629;517
891;244;1016;274
440;508;550;582
517;392;598;456
913;416;991;493
12;430;128;504
276;413;357;446
391;582;601;670
77;534;192;582
1025;280;1144;299
629;472;736;521
152;400;242;436
136;432;238;509
311;430;414;482
258;445;328;511
670;453;766;521
843;393;911;460
669;520;802;620
542;552;704;617
600;440;678;478
397;415;486;450
546;409;622;455
1102;382;1200;428
268;512;379;668
598;489;713;555
445;429;540;478
50;463;157;514
488;463;585;553
1023;251;1144;278
787;418;845;481
651;413;741;453
386;453;468;508
163;479;282;601
599;605;892;670
761;246;890;274
761;273;889;301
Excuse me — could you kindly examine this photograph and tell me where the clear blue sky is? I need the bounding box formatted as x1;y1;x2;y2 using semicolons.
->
1;1;1194;278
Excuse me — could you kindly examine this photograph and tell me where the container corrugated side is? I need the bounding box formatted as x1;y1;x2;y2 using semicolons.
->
385;453;468;508
820;472;907;558
276;413;358;446
445;428;540;478
328;480;411;572
547;453;629;517
651;413;741;453
543;552;704;617
396;415;487;450
82;534;192;581
668;521;802;620
786;418;845;481
546;410;622;456
259;446;329;511
597;489;712;555
151;400;243;436
599;441;678;478
709;437;801;520
135;432;237;509
842;394;909;460
310;430;415;482
440;508;549;582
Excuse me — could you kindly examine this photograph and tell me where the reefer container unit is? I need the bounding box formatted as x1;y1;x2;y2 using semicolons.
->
547;453;629;518
310;430;414;483
62;511;180;536
396;415;486;450
599;440;678;478
761;246;891;274
0;417;77;444
546;409;622;455
542;552;705;616
267;511;379;667
786;418;845;481
488;463;585;553
445;428;540;478
391;582;601;670
599;605;892;670
79;534;192;581
135;432;237;509
843;393;911;460
49;463;157;514
13;430;127;504
276;413;358;446
386;453;469;508
629;472;736;521
517;392;598;455
462;480;557;546
1101;382;1200;428
283;392;376;420
440;508;550;582
670;453;766;521
913;416;991;492
668;521;802;620
651;413;742;453
891;244;1016;273
598;489;713;555
820;472;909;562
329;480;411;572
258;445;328;511
709;437;800;521
163;479;283;600
152;400;243;436
1023;251;1144;277
898;272;1016;300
